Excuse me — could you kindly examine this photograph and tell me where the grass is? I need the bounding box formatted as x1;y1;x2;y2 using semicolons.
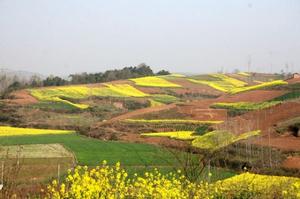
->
130;76;182;88
271;91;300;102
141;131;198;140
150;94;179;104
31;101;80;112
0;133;177;166
192;130;260;151
124;119;223;124
0;126;74;136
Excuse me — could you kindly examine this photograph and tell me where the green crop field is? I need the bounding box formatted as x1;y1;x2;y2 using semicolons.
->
0;133;177;166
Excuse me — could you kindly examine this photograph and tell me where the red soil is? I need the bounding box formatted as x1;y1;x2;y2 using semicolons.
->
286;77;300;84
216;90;286;103
137;87;164;94
282;156;300;169
170;79;223;96
7;90;38;105
216;102;300;151
93;103;177;128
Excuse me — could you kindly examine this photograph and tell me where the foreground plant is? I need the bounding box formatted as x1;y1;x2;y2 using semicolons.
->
45;161;300;199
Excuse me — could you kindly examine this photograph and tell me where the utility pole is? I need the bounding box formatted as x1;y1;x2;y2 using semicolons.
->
269;51;273;73
247;55;252;73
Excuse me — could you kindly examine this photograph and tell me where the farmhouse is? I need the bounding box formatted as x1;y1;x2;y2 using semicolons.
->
286;73;300;80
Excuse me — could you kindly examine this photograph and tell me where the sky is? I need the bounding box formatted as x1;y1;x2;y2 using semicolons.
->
0;0;299;76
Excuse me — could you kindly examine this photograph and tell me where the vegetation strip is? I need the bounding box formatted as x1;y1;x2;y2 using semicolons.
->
29;84;149;109
192;130;260;150
141;131;197;140
211;101;281;111
0;133;178;166
188;74;287;94
229;80;287;94
124;119;223;124
0;126;74;136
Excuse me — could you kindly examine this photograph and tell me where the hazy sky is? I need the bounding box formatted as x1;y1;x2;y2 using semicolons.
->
0;0;299;76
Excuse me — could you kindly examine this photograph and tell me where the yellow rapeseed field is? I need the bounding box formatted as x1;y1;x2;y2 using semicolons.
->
188;73;247;92
130;76;182;87
0;126;74;136
230;80;287;94
104;84;148;97
188;74;286;94
141;131;197;140
29;84;149;109
45;161;300;199
192;130;260;150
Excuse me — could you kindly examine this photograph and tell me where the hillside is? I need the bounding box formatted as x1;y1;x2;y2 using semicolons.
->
0;72;299;196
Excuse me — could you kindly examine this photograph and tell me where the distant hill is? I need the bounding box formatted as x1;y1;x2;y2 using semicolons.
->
0;68;45;80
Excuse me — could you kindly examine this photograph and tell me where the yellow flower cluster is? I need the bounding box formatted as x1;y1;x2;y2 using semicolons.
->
230;80;287;94
141;131;197;140
212;74;247;87
215;172;300;199
46;162;300;199
188;74;287;94
124;119;223;124
104;84;148;97
0;126;74;137
130;76;182;88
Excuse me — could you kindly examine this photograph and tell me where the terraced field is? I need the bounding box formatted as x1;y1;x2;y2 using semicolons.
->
0;127;176;166
188;74;287;94
0;126;74;136
130;76;182;87
29;84;149;109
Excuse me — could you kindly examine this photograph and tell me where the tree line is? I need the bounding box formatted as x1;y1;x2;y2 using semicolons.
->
0;63;169;97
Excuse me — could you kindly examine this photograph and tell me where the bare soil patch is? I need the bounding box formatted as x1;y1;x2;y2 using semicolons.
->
282;156;300;169
216;90;286;103
7;90;38;105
